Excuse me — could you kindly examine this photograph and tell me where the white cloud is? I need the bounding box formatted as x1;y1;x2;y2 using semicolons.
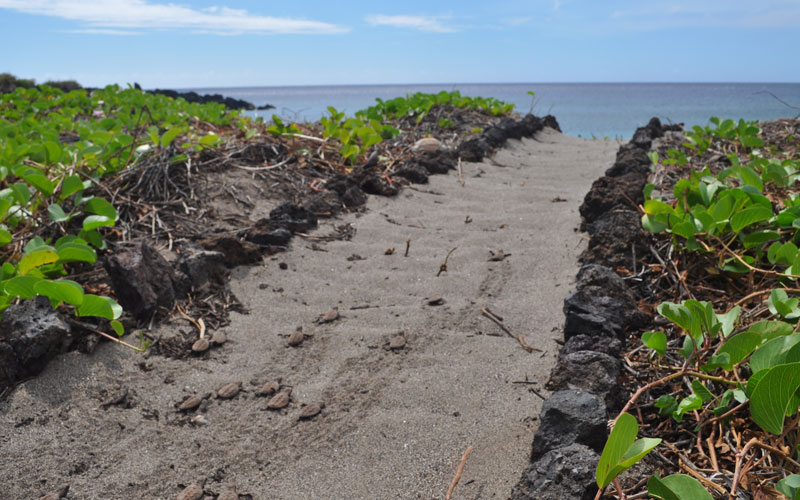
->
608;1;800;29
365;14;456;33
68;28;142;35
501;16;533;26
0;0;349;35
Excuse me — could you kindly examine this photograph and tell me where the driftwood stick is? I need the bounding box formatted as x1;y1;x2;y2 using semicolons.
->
457;157;465;186
437;247;457;277
445;445;473;500
480;306;541;353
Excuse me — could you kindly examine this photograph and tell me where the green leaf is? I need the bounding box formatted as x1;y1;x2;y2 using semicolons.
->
82;215;114;231
730;205;773;232
89;130;112;145
739;165;764;191
691;380;714;403
716;306;740;337
743;230;781;249
642;214;669;233
198;133;220;146
3;276;43;298
11;182;31;204
160;127;182;147
749;320;793;341
644;199;675;215
776;474;800;499
648;474;713;500
705;332;760;370
657;302;693;334
0;228;11;245
48;203;69;222
56;242;97;264
750;333;800;373
17;249;59;275
750;362;800;434
44;140;62;163
59;174;84;201
23;172;55;196
769;289;800;320
111;319;125;336
83;197;117;219
78;294;122;320
33;279;84;306
674;394;702;422
596;413;661;488
642;331;667;356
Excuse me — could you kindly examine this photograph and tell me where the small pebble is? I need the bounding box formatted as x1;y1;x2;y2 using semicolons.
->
217;486;238;500
190;414;209;426
191;338;210;353
426;295;445;306
388;335;406;350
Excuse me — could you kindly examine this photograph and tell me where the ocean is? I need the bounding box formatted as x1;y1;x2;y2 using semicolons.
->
181;83;800;139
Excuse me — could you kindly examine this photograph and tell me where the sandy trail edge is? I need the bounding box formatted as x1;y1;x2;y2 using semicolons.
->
0;129;619;500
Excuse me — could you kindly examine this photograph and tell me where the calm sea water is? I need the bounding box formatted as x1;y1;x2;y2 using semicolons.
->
181;83;800;139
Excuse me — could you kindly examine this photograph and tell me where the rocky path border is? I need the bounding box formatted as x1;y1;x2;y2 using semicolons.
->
509;118;679;500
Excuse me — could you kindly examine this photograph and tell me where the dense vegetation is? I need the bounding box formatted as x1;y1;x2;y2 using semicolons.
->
0;81;516;349
597;117;800;498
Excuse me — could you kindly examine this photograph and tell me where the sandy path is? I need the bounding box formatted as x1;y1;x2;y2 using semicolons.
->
1;129;618;500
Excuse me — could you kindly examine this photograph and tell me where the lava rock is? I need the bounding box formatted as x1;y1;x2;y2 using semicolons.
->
457;136;491;162
231;142;287;163
560;334;623;358
495;117;527;141
176;248;227;293
542;114;562;132
104;243;177;321
0;297;72;391
414;149;456;174
360;173;399;197
268;202;318;233
393;163;429;184
530;390;607;461
631;117;665;149
547;351;623;411
149;88;257;110
520;114;546;136
483;125;508;148
510;443;599;500
575;264;636;301
199;234;262;266
563;287;648;340
341;185;368;208
579;172;647;228
581;209;650;271
605;144;651;177
245;226;292;247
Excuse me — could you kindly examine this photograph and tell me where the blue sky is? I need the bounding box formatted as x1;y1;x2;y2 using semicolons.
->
0;0;797;88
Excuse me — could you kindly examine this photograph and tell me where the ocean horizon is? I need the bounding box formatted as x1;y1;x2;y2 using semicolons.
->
179;82;800;139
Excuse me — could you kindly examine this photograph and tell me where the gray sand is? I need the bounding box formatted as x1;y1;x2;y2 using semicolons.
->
0;129;618;500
